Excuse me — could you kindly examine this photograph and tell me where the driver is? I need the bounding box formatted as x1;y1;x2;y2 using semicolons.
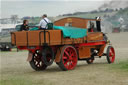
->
89;22;94;32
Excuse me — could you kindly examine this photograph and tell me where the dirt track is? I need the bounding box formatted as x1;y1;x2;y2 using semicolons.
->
0;32;128;85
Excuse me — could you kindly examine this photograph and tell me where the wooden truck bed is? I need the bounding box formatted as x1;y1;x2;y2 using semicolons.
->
11;30;104;46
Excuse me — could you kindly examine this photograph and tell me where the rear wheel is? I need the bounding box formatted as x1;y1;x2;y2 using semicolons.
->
58;45;78;71
29;50;47;71
42;46;54;66
106;46;115;64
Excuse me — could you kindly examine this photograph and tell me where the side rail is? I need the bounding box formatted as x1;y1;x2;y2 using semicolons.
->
39;30;50;46
11;30;51;47
87;32;105;42
11;32;16;46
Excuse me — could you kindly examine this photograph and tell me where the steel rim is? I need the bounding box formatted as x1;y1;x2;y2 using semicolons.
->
62;46;77;70
109;47;115;63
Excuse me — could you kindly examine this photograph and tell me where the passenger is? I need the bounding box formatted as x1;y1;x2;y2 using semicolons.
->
38;14;51;30
20;20;29;31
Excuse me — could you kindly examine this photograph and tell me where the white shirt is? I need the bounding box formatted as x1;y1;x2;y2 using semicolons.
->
39;17;51;29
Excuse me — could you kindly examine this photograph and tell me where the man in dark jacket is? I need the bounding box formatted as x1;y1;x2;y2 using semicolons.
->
20;20;29;31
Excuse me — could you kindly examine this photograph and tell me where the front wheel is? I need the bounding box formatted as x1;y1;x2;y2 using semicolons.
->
58;45;78;71
106;46;115;64
29;50;47;71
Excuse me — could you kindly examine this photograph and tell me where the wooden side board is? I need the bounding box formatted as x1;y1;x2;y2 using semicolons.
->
11;31;27;46
78;46;91;59
11;30;104;46
11;30;62;46
54;18;88;28
87;32;103;42
54;17;101;29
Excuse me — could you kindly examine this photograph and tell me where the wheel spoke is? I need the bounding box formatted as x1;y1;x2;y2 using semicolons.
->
70;53;74;57
68;61;73;69
63;56;68;60
34;52;43;68
64;60;69;65
69;61;73;66
64;51;70;57
34;57;38;61
36;62;40;67
109;49;114;57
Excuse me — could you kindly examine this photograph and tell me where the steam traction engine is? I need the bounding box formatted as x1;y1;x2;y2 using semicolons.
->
11;17;115;71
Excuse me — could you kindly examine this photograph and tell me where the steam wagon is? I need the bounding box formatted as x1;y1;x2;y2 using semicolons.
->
11;17;115;71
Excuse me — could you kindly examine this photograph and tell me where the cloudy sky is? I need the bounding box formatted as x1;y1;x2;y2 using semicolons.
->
1;0;110;18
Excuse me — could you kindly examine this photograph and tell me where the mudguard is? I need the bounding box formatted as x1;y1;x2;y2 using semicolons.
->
27;52;33;62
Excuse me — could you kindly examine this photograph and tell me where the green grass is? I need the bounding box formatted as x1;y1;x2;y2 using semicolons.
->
0;76;53;85
0;77;34;85
111;61;128;72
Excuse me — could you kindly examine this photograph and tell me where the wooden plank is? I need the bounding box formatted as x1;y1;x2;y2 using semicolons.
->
54;17;88;28
11;31;104;47
11;30;62;46
15;31;27;46
28;31;40;46
79;46;91;59
87;32;103;42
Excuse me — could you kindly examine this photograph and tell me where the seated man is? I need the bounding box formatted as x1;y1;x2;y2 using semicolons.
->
38;14;51;30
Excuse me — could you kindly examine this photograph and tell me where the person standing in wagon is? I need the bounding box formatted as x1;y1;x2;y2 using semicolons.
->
38;14;51;30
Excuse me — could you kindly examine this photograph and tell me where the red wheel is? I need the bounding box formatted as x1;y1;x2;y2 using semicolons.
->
58;45;78;71
29;50;47;71
106;46;115;64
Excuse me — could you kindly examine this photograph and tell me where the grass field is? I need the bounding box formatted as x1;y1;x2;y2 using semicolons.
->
111;61;128;72
0;32;128;85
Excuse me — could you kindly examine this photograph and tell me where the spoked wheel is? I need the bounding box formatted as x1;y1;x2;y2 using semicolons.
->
106;46;115;64
58;45;78;71
29;50;47;71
